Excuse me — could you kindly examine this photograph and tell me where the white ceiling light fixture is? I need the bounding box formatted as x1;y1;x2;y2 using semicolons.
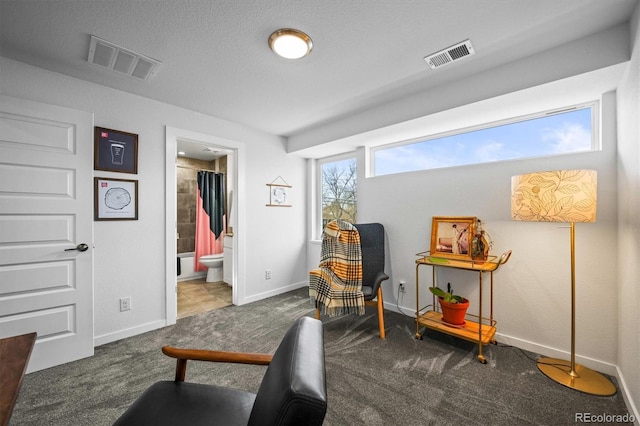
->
269;28;313;59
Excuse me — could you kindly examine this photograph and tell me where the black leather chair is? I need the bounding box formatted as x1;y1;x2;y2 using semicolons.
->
314;222;390;339
113;317;327;426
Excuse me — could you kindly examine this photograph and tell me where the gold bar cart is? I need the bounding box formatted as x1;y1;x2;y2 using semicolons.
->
415;250;511;363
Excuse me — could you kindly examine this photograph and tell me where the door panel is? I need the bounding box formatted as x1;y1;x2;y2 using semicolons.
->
0;95;94;372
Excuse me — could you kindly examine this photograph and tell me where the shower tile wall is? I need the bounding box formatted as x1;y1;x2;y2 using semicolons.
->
177;156;227;254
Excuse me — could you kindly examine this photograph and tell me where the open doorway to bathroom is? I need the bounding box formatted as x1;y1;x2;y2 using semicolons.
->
176;139;234;319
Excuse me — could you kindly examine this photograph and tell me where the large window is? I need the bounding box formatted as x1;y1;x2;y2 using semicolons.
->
318;156;357;230
373;103;597;176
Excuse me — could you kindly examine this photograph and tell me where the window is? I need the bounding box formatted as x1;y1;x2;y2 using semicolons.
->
373;103;597;176
318;155;357;231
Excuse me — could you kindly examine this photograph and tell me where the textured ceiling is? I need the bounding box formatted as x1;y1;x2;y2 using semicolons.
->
0;0;637;143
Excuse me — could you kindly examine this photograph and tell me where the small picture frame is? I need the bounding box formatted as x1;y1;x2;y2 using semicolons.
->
267;184;291;207
94;126;138;174
94;177;138;220
430;216;476;260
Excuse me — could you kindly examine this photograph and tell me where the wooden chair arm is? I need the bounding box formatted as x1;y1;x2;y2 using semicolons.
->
161;346;273;382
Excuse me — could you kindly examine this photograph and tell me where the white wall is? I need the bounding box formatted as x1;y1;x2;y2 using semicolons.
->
305;57;640;415
289;23;630;158
616;3;640;416
242;134;309;303
308;68;624;375
360;112;618;369
0;57;308;344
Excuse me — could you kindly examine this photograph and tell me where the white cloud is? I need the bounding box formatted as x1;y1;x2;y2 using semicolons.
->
375;144;458;175
473;141;504;162
543;123;591;153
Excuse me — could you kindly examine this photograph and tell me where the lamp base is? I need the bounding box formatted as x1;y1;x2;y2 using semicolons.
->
537;357;616;396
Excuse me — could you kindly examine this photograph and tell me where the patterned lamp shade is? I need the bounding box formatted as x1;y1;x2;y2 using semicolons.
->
511;170;597;223
510;169;617;396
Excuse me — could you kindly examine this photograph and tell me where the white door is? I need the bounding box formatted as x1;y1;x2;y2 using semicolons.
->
0;95;94;372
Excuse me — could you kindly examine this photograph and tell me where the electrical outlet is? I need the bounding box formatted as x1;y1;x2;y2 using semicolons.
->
399;280;406;293
265;269;272;280
120;297;131;312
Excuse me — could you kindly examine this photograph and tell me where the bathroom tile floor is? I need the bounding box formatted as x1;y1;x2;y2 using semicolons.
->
177;278;232;319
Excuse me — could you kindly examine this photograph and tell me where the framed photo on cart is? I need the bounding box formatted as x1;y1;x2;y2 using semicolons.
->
94;126;138;174
430;216;476;260
94;177;138;221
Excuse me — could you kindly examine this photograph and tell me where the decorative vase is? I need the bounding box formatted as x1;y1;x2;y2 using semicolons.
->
471;219;489;264
438;297;469;326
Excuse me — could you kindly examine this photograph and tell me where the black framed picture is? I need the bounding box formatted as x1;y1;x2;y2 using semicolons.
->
94;126;138;174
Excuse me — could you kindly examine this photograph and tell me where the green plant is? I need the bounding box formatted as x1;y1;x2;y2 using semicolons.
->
429;282;465;304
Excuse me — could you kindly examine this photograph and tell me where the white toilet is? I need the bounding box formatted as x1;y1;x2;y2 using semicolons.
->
198;253;224;282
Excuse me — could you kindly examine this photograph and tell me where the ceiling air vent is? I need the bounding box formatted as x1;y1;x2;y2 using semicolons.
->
424;39;475;70
88;35;161;80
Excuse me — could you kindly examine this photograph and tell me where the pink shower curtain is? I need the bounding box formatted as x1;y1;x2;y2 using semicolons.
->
194;172;225;272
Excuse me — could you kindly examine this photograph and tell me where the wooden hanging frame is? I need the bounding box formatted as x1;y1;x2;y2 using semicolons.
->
266;176;292;207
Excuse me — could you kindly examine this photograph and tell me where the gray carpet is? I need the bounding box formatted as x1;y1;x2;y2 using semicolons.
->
12;287;631;425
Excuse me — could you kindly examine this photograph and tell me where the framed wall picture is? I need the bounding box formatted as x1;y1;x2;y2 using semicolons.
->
267;184;291;207
430;216;476;260
94;126;138;174
94;177;138;220
266;176;292;207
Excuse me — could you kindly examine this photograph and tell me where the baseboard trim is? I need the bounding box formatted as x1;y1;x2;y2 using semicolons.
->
383;301;637;420
614;365;640;424
177;272;207;282
499;333;638;423
94;320;166;347
496;333;617;375
241;281;308;305
383;300;415;317
383;300;620;376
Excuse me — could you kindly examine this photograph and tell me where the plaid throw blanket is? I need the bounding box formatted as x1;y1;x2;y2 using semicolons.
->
309;220;364;316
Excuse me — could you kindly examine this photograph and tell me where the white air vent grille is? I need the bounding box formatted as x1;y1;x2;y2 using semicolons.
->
88;35;161;80
424;39;475;70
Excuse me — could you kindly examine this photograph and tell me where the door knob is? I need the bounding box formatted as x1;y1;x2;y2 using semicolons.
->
65;243;89;252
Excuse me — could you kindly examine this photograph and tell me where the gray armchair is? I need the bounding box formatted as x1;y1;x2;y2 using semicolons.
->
354;223;390;338
114;317;327;426
313;222;390;339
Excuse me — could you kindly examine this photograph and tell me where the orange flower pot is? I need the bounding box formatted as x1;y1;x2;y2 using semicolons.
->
438;297;469;326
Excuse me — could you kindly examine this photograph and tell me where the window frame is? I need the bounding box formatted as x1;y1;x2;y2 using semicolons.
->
370;101;599;177
316;152;358;239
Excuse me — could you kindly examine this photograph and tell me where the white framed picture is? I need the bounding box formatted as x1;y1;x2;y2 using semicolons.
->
94;177;138;220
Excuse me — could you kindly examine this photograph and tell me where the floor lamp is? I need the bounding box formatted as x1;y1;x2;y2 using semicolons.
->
511;170;616;396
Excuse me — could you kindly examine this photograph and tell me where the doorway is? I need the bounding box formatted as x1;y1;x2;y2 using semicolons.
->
165;126;245;325
175;140;233;318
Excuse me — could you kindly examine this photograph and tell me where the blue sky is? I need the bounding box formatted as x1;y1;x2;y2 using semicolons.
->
374;107;592;176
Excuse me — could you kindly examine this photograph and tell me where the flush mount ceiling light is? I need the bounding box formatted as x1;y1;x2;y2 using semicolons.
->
268;28;313;59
